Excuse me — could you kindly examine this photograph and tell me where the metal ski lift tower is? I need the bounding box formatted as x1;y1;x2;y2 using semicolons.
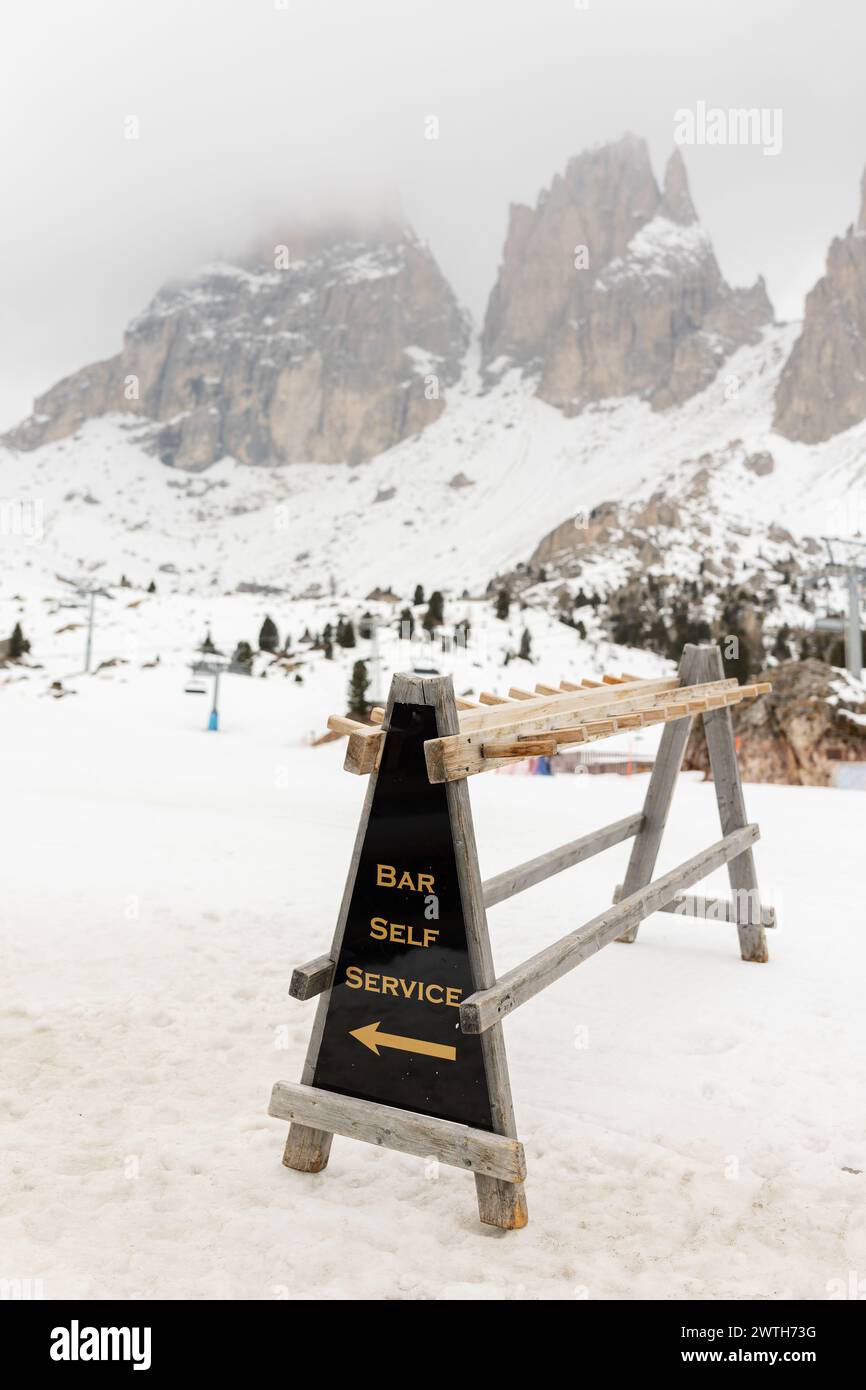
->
821;537;866;679
69;584;114;673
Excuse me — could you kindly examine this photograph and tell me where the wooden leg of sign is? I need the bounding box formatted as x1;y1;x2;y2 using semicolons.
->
281;682;397;1175
434;678;529;1231
694;646;770;964
615;644;703;944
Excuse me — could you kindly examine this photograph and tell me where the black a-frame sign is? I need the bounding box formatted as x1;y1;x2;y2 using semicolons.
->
276;673;528;1230
312;696;494;1130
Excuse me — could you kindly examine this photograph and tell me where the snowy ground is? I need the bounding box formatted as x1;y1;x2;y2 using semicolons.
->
1;667;863;1300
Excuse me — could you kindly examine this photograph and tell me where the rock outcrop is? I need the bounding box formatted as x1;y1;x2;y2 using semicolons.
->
481;134;772;413
773;168;866;443
5;224;469;469
684;659;866;785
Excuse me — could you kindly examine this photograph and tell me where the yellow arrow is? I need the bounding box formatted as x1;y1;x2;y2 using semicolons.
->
349;1020;456;1062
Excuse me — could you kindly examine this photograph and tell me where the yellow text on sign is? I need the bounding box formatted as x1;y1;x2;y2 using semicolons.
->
345;966;462;1008
376;864;435;893
369;917;439;948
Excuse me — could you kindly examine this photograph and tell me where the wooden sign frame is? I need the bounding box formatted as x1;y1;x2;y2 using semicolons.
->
269;644;773;1230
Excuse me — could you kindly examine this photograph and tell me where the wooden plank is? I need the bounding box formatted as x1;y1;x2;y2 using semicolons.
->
547;725;591;743
581;678;602;688
613;886;776;929
482;813;644;909
613;644;704;944
460;824;760;1034
427;677;739;782
534;682;561;695
344;728;384;775
602;674;625;684
455;675;682;732
431;677;529;1230
559;680;582;691
482;737;557;758
269;1081;526;1184
695;646;770;963
431;677;732;740
327;714;374;737
289;954;336;1000
479;692;510;705
508;688;535;699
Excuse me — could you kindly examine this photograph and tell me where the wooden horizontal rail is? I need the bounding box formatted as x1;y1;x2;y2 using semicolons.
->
268;1080;526;1183
337;677;771;778
369;674;679;730
429;680;747;782
614;886;776;929
482;812;644;909
289;953;336;1000
459;823;760;1034
443;675;683;733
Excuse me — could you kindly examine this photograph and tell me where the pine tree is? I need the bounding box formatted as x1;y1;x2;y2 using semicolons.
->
147;580;157;594
422;591;444;633
199;630;218;654
232;640;254;668
258;615;279;652
413;584;425;605
323;637;334;660
398;607;415;639
347;660;370;719
519;628;532;661
9;622;29;659
338;619;356;649
495;588;510;621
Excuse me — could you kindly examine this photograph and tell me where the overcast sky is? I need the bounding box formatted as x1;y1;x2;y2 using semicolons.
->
1;0;864;430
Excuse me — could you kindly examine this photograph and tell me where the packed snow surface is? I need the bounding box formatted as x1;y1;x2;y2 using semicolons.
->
1;666;863;1300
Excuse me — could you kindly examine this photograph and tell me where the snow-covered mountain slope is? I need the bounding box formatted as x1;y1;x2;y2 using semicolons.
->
3;323;864;609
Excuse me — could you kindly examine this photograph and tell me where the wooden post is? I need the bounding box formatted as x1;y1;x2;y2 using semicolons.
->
615;644;703;943
431;677;528;1230
693;645;769;963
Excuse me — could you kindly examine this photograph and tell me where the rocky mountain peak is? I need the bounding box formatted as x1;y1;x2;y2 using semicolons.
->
482;133;772;414
5;221;469;470
661;149;697;225
774;163;866;444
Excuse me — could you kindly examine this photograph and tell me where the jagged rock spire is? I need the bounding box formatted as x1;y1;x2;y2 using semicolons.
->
482;134;771;415
661;149;698;225
775;161;866;443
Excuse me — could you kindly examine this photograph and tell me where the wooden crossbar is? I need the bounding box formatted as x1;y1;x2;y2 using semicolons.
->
459;824;760;1034
482;813;643;909
344;677;771;780
369;673;676;728
269;1081;527;1183
645;891;776;929
430;683;762;782
289;953;336;1000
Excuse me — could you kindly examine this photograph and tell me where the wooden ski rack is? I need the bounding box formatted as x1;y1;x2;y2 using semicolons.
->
328;670;771;781
271;644;775;1231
